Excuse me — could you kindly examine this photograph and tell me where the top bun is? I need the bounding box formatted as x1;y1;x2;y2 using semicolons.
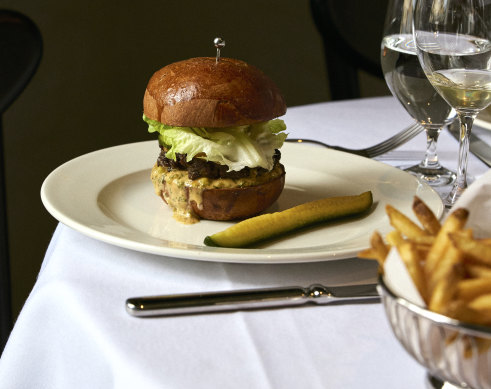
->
143;57;286;128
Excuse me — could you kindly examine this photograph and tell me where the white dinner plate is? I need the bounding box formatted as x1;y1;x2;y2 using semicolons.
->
41;141;443;263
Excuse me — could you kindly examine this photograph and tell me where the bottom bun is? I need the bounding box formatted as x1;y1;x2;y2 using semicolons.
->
152;163;285;223
190;173;285;221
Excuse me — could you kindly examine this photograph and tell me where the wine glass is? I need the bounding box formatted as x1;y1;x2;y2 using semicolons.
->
381;0;457;190
414;0;491;206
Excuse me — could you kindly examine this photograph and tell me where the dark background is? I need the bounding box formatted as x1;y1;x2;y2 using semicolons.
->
3;0;389;318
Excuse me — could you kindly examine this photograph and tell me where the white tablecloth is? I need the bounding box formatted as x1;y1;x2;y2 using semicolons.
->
1;96;490;389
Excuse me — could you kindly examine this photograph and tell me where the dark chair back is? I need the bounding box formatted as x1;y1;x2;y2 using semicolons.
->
310;0;388;100
0;9;42;353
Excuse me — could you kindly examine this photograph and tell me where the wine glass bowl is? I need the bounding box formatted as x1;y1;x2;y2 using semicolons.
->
381;35;453;126
414;0;491;206
381;0;457;191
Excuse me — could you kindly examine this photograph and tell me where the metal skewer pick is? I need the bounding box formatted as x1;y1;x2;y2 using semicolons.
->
214;37;225;63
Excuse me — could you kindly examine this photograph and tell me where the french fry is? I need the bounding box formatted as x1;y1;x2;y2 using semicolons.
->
385;230;432;258
359;197;491;331
429;264;463;315
358;231;388;267
386;229;405;247
479;238;491;246
468;294;491;325
398;242;427;303
410;235;436;245
413;242;431;256
386;205;429;240
457;333;491;359
424;208;469;277
412;196;441;235
447;299;485;325
358;247;379;260
471;338;491;357
450;232;491;266
358;248;378;260
469;293;491;310
371;231;389;261
457;277;491;301
465;264;491;278
426;230;470;295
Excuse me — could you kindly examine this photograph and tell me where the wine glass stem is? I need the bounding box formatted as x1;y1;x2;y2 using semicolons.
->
446;113;476;206
420;127;441;169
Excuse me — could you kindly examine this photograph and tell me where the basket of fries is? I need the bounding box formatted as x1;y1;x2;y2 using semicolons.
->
360;197;491;389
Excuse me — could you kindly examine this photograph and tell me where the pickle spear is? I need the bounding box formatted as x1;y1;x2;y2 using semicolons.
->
204;191;373;248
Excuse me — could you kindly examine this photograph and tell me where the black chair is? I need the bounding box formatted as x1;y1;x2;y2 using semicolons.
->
309;0;388;100
0;9;42;353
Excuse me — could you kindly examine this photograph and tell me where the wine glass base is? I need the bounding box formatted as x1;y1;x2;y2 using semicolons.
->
401;164;457;187
442;175;474;208
426;373;465;389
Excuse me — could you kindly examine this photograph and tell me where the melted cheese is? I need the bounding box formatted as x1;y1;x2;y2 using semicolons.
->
150;164;284;224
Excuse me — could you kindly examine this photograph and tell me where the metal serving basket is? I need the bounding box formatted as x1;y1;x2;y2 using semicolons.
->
378;276;491;389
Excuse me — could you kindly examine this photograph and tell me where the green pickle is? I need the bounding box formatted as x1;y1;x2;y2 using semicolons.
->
204;191;373;248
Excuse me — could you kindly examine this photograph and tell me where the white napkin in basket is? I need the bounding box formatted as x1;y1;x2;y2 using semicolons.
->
384;169;491;306
450;169;491;237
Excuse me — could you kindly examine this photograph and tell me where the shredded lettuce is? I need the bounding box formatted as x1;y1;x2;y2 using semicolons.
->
143;115;287;171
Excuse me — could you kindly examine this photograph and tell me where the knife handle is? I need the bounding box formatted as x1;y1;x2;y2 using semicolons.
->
125;283;379;317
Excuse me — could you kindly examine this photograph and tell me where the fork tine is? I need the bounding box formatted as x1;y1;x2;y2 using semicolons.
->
285;122;424;158
364;123;423;158
364;124;418;153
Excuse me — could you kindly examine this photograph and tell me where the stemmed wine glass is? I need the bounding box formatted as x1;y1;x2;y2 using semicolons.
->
414;0;491;206
381;0;457;190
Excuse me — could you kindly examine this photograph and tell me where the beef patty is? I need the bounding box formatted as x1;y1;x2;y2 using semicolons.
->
156;147;282;180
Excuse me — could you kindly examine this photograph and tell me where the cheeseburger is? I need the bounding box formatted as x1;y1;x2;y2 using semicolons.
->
143;57;287;224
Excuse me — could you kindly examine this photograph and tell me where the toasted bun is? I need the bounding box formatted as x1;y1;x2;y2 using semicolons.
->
190;173;285;221
143;57;286;128
152;164;285;223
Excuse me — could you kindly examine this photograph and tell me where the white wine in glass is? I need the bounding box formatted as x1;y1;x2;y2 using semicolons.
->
427;68;491;111
414;0;491;206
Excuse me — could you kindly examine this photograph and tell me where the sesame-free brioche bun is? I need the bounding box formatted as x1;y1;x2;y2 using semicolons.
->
189;173;286;221
143;57;286;128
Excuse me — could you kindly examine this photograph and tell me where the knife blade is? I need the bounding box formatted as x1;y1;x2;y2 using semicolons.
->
449;122;491;167
126;283;379;317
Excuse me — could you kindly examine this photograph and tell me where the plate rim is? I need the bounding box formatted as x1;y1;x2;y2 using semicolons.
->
41;141;443;264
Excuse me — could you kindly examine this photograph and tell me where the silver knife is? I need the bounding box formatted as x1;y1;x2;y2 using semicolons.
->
449;122;491;167
126;283;379;317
